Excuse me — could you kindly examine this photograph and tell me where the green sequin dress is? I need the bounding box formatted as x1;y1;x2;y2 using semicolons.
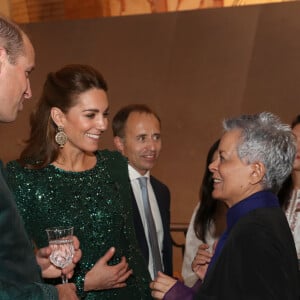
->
6;150;152;300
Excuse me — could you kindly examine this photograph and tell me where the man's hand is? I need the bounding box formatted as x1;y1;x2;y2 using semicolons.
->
36;236;82;279
56;283;78;300
84;247;132;291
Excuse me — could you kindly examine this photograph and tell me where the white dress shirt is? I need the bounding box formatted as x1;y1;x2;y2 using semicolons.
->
128;165;164;279
285;189;300;261
181;202;218;287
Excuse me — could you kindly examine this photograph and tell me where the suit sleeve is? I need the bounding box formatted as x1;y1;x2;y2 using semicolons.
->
164;280;196;300
0;280;58;300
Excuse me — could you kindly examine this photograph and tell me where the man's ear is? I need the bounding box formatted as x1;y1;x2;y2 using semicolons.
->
249;161;265;185
50;107;65;127
0;47;8;72
113;136;125;154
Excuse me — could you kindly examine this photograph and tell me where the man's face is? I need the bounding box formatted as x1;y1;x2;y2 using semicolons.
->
116;112;162;175
0;34;35;122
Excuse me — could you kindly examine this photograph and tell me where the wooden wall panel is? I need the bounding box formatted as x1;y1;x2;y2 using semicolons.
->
11;0;64;22
8;0;295;23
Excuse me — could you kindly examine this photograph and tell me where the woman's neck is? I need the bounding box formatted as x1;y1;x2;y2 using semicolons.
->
53;149;96;172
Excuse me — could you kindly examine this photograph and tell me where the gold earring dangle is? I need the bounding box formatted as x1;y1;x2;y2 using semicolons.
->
55;126;68;148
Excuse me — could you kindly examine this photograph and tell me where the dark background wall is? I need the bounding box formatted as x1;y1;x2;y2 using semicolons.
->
0;2;299;270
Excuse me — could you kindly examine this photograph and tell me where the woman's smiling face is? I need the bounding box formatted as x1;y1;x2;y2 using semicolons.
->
61;88;109;153
208;129;260;207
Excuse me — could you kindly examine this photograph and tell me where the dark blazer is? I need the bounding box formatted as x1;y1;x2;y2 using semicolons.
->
196;207;300;300
164;206;300;300
131;175;173;276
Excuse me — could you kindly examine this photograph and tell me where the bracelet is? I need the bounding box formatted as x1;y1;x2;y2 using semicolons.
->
75;274;87;299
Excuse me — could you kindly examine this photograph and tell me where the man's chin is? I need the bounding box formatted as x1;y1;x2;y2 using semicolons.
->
144;163;155;171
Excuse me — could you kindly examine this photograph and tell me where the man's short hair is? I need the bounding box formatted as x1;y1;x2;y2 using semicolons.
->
112;104;161;138
0;16;25;64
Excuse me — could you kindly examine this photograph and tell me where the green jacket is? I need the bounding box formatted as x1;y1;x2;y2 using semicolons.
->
0;161;57;299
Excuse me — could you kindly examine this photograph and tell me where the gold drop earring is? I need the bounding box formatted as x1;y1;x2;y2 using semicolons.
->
55;126;68;148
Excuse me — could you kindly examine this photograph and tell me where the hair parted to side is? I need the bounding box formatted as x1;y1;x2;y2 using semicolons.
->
223;112;296;193
19;64;108;169
0;15;25;64
112;104;161;138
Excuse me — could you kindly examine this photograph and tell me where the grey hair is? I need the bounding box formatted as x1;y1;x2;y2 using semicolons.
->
0;16;25;64
223;112;296;193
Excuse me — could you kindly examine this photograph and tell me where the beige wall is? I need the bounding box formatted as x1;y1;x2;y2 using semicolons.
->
1;2;300;272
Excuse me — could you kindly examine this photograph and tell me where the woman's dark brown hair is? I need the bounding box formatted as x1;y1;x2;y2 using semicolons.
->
19;64;108;169
194;139;226;243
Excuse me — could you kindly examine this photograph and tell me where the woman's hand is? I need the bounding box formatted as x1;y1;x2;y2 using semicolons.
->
150;271;177;300
84;247;132;291
191;243;213;280
36;236;82;279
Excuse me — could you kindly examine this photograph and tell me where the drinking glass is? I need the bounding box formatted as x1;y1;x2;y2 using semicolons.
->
46;226;74;283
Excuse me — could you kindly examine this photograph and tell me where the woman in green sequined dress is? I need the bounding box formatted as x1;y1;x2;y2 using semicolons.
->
6;64;152;300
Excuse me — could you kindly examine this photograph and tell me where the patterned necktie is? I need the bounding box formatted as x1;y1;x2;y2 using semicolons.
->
138;176;163;278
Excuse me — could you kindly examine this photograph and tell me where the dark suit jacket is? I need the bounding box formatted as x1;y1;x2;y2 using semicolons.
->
131;175;173;276
0;161;58;299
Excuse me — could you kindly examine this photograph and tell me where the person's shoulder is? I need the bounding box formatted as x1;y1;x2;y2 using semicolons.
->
96;150;130;192
96;150;128;177
6;159;43;173
6;160;23;173
5;160;31;187
240;206;284;227
6;159;48;180
96;149;125;162
231;207;286;243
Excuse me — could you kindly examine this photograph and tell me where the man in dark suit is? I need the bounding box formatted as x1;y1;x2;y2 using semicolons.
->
0;15;80;299
112;104;173;279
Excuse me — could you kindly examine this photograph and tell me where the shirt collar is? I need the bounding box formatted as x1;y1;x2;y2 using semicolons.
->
128;164;150;180
226;190;279;230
